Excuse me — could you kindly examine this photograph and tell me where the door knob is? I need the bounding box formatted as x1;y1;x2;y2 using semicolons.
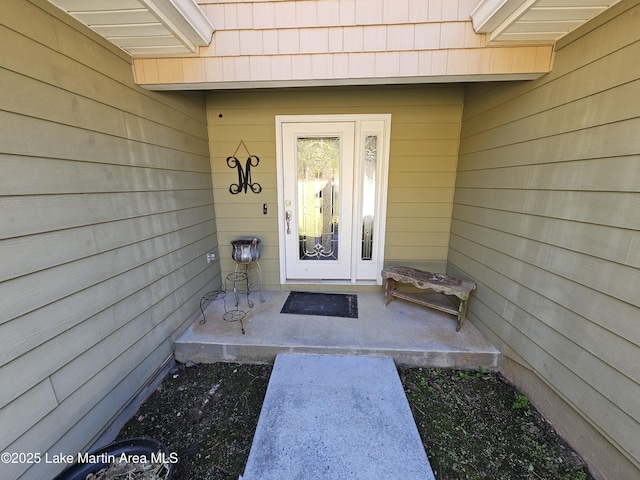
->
285;210;292;234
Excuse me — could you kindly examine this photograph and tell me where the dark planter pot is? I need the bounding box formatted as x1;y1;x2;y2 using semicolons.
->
52;437;173;480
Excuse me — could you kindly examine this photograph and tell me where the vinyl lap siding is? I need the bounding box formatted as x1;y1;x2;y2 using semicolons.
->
450;2;640;478
386;99;462;273
0;1;217;479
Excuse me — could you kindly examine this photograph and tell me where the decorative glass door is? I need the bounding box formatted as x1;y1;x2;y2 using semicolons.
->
281;122;355;280
277;115;391;284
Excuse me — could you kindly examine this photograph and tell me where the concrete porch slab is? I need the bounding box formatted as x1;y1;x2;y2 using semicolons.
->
175;291;501;369
239;353;436;480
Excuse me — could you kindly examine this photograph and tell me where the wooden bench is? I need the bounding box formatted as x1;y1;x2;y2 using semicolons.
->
381;266;477;331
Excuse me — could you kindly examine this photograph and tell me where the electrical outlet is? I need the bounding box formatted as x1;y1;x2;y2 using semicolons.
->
206;253;216;263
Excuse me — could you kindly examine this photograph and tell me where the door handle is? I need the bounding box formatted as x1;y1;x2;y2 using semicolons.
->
285;210;292;234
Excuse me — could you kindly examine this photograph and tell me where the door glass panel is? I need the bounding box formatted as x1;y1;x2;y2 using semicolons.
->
297;136;340;261
361;135;377;260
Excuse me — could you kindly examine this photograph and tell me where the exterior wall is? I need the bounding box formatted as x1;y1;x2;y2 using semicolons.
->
450;1;640;478
133;0;554;89
0;1;218;479
207;85;464;289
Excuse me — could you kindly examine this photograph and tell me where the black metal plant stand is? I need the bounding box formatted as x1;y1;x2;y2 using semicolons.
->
199;275;252;335
222;270;253;334
199;237;263;335
199;289;224;325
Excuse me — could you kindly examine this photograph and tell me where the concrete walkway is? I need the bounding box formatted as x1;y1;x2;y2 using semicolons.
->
240;353;436;480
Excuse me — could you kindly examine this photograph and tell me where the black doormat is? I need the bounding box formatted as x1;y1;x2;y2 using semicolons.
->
280;291;358;318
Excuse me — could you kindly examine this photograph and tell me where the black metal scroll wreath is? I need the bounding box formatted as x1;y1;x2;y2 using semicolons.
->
227;141;262;194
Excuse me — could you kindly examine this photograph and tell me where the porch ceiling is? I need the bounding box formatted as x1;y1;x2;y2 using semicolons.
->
47;0;622;57
46;0;214;57
472;0;624;44
45;0;622;89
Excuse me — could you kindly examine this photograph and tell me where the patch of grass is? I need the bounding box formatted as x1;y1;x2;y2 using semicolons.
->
400;367;593;480
512;392;531;414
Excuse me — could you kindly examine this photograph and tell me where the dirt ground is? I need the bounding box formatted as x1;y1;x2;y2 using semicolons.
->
117;361;593;480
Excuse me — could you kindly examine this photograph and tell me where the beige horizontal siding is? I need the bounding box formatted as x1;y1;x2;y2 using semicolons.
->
202;0;482;29
133;0;553;88
0;1;217;478
207;85;463;287
450;1;640;478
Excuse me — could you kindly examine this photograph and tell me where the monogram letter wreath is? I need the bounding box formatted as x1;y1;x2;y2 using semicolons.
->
227;141;262;194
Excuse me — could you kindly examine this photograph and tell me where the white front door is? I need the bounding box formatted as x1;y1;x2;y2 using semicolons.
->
276;115;391;284
281;121;355;280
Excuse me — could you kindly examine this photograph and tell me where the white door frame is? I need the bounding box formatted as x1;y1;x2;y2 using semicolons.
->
275;114;391;285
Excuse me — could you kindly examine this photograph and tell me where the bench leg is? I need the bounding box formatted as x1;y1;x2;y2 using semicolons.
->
384;278;396;306
456;299;469;331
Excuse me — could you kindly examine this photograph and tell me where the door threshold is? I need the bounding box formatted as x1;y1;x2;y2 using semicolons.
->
280;281;383;293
